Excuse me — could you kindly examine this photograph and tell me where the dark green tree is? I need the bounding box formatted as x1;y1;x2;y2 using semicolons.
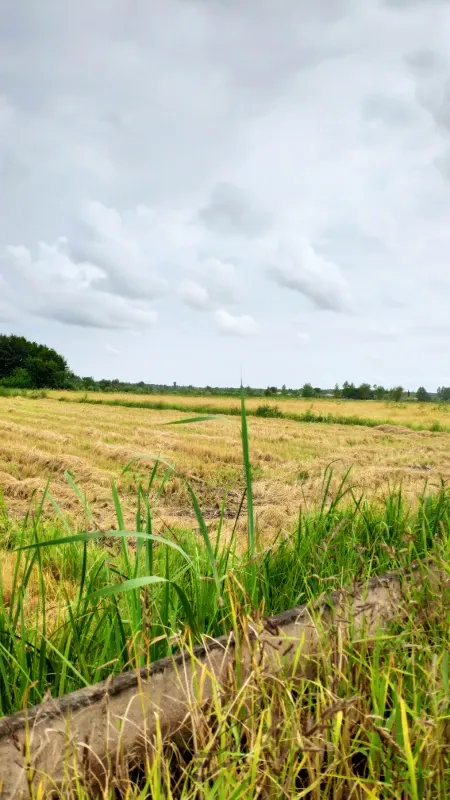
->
301;382;315;398
389;386;403;402
342;381;358;399
416;386;431;403
437;386;450;402
0;334;70;388
357;383;374;400
374;385;386;400
0;335;33;380
25;357;64;389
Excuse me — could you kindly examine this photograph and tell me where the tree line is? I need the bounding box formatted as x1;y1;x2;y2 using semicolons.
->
263;382;450;402
0;335;449;401
0;335;70;389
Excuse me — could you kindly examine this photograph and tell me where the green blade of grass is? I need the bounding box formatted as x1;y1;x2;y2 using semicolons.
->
64;470;95;526
185;482;223;608
161;415;219;425
88;576;200;639
240;388;257;605
15;530;192;564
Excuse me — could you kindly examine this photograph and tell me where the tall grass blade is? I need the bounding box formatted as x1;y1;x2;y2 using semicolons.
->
186;483;223;608
65;470;95;526
15;530;192;563
240;388;257;605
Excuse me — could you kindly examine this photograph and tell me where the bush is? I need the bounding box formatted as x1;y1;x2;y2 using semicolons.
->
255;404;283;418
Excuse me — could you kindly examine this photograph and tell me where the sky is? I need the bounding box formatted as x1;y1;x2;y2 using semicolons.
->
1;0;450;390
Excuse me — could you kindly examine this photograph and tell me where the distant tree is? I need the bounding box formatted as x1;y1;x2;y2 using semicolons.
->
374;385;386;400
333;383;342;398
281;384;287;395
301;382;315;398
25;357;65;389
357;383;373;400
416;386;431;403
437;386;450;402
389;386;403;402
342;381;358;399
313;387;322;397
81;376;96;390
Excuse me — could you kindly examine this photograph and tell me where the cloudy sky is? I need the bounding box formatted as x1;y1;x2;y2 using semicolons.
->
1;0;450;389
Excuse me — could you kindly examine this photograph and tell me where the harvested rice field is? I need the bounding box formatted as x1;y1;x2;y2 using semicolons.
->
53;390;450;429
1;394;449;540
0;395;449;797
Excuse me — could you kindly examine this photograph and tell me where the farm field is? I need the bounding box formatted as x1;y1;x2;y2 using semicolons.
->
52;389;450;430
0;394;450;535
0;393;449;796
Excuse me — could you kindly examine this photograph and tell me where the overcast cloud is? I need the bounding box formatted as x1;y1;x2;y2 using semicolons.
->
1;0;450;388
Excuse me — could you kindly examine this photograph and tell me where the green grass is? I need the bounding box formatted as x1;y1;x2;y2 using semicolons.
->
0;396;449;796
0;386;48;399
0;399;448;713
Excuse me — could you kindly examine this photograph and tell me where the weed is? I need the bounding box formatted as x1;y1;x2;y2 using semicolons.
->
255;404;283;418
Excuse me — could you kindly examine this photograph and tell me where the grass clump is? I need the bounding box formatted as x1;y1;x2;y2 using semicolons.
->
255;403;283;418
10;564;450;799
0;471;448;715
0;387;47;399
143;586;449;799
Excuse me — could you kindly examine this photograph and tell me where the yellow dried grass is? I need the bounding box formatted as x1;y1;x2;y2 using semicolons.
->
1;396;450;538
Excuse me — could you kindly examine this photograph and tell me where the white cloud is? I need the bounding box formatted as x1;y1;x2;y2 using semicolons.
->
1;0;450;387
198;182;269;237
268;238;351;313
178;256;242;311
194;258;240;304
179;280;210;311
0;275;16;322
214;309;258;337
68;201;168;299
3;237;159;330
295;331;310;345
